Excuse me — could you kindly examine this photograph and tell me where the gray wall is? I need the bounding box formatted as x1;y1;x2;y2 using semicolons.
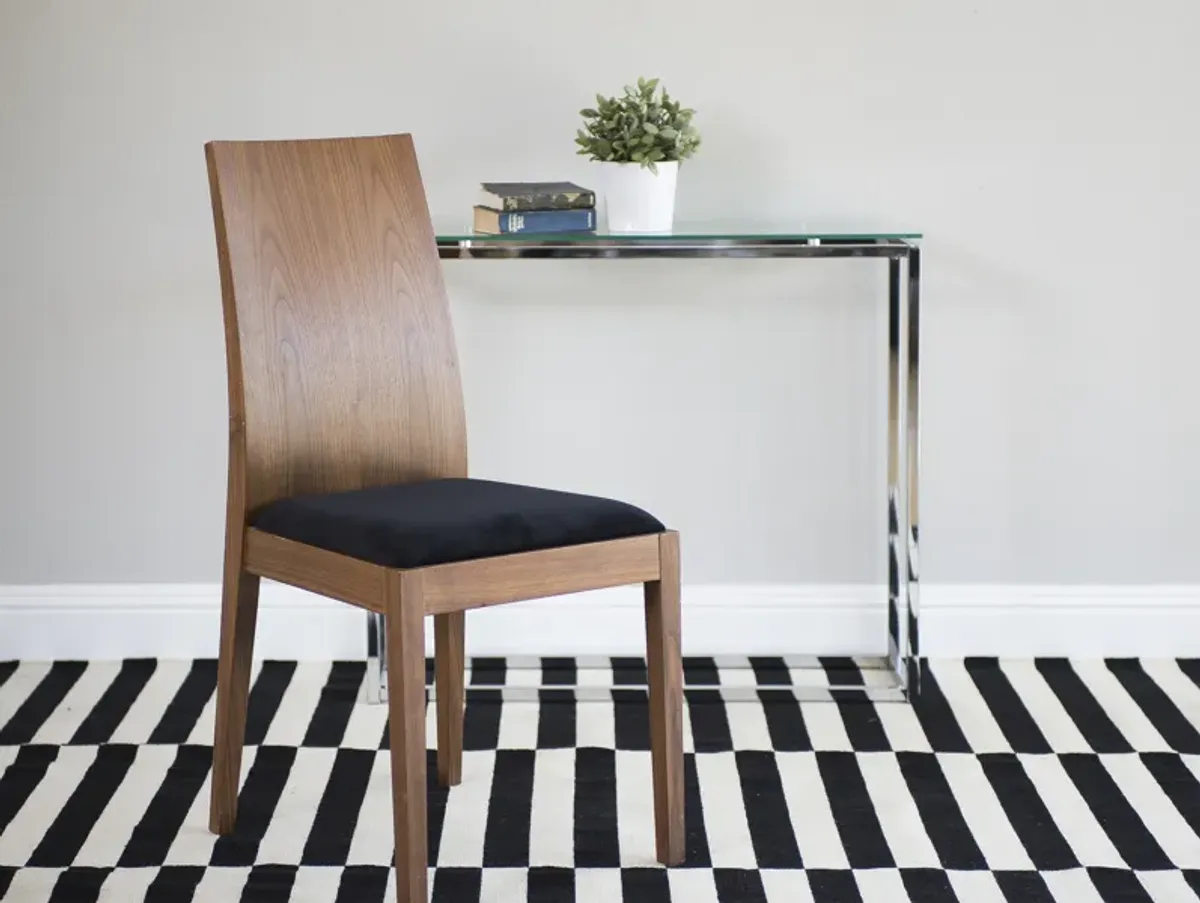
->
1;0;1198;588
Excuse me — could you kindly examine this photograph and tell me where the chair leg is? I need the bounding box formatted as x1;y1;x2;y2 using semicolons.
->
434;611;465;787
385;572;428;903
644;530;685;866
209;553;260;835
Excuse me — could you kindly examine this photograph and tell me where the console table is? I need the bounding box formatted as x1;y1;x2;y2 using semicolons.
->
364;224;923;704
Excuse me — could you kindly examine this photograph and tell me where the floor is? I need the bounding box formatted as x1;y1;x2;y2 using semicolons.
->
2;656;1200;902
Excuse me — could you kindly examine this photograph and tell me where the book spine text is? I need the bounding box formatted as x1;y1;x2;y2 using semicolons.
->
498;208;596;233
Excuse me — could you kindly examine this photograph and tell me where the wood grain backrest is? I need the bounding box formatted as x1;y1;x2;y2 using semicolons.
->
205;134;468;513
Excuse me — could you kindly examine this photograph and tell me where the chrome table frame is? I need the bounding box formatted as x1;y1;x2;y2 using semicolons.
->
365;233;922;704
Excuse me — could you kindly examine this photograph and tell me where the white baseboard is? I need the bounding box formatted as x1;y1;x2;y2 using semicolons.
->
1;582;1198;661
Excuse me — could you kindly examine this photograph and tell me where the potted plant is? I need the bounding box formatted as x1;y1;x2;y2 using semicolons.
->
575;77;700;233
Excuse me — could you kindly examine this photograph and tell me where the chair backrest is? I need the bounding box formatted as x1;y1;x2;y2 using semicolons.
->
205;134;468;513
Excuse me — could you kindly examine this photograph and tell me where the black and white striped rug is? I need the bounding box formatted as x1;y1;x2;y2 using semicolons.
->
2;656;1200;901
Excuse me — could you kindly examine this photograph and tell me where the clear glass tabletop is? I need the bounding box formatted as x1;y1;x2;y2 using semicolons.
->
433;219;921;244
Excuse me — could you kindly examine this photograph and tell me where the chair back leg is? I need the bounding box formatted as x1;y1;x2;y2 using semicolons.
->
209;560;261;834
644;530;686;865
434;611;466;786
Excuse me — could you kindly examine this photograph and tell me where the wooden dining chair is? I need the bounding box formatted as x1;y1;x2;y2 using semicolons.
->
202;133;684;902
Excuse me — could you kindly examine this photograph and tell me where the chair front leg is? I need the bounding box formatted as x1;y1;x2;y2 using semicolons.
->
644;530;685;865
434;611;465;786
385;572;429;903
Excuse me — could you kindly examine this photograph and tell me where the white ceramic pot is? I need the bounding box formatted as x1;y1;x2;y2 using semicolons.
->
600;160;678;233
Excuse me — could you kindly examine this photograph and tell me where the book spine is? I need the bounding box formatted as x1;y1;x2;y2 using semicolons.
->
495;191;595;212
497;208;596;233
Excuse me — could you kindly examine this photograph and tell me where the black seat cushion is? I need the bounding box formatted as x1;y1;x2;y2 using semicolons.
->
249;477;665;569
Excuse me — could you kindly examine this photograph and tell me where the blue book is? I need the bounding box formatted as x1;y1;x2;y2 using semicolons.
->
472;205;595;234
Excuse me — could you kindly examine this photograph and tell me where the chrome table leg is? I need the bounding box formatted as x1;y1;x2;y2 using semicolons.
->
886;245;922;699
905;246;923;696
366;610;387;704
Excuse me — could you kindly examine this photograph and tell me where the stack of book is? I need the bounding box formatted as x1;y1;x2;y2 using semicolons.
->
472;181;597;235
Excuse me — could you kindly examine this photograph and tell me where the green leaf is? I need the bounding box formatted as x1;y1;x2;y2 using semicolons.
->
578;78;699;164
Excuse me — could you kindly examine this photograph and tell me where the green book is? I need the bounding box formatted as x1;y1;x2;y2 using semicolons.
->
478;181;595;212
